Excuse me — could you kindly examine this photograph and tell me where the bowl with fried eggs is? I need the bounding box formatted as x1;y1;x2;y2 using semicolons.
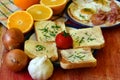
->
66;0;120;28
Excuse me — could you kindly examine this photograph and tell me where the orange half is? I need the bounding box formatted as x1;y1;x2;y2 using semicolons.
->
40;0;68;15
26;4;53;21
7;11;33;34
41;0;67;7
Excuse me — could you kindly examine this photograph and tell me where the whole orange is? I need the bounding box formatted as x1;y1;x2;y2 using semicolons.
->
13;0;39;10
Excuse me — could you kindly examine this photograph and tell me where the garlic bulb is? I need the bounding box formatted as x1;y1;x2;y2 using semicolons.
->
28;55;54;80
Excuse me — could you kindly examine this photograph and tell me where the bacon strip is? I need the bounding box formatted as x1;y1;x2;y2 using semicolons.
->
91;10;107;25
107;0;120;24
91;0;120;25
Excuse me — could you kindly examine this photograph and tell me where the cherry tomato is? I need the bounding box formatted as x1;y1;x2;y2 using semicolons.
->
55;31;73;49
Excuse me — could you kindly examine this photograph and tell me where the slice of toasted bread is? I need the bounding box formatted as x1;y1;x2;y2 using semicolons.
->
24;40;58;61
69;27;105;49
34;20;66;42
60;48;97;69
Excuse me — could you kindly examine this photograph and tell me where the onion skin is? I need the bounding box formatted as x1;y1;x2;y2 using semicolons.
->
2;28;24;50
5;49;29;72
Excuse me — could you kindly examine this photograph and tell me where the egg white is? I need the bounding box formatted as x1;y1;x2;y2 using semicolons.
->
73;2;98;21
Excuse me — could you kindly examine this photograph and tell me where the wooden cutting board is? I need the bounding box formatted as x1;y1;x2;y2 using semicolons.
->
0;26;120;80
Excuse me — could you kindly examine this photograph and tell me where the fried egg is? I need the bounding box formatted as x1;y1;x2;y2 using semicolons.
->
68;0;120;26
70;2;98;21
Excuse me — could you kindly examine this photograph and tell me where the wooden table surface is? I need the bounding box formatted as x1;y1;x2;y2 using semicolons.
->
0;25;120;80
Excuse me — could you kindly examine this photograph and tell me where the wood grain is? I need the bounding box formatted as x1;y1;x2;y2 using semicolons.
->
0;26;120;80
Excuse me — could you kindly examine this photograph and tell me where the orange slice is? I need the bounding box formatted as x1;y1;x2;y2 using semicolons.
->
7;11;33;34
40;0;68;15
26;4;53;21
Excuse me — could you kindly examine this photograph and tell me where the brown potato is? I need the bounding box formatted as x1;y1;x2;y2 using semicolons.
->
5;49;29;72
2;28;24;50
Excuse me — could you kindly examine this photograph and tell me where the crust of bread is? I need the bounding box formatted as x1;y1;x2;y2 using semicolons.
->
60;58;97;69
60;48;97;69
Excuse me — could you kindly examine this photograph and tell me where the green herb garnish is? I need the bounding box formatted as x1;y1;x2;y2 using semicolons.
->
35;45;46;51
68;53;85;61
39;23;61;40
49;31;56;37
51;25;60;30
39;24;49;33
79;14;86;19
85;32;96;42
79;37;85;44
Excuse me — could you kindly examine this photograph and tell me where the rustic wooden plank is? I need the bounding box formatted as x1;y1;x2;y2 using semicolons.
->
0;25;6;68
0;26;120;80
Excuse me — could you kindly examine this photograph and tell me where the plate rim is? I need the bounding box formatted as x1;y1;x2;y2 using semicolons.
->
66;1;120;29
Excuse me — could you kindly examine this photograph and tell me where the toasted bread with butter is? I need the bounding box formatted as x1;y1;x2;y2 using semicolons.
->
24;40;58;61
35;20;66;42
60;48;97;69
69;27;105;49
